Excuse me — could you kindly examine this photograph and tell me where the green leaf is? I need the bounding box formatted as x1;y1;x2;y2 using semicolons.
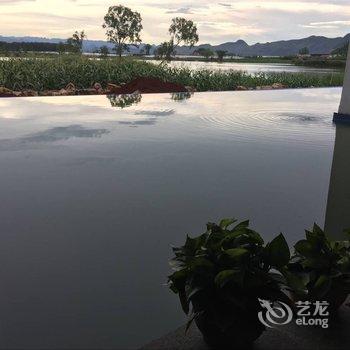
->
219;218;237;229
185;311;203;334
247;229;264;245
267;234;290;267
283;270;308;296
232;220;250;231
343;228;350;237
214;270;243;288
185;284;203;300
179;290;190;315
225;248;249;261
313;223;325;235
313;275;332;298
168;269;188;293
294;240;317;257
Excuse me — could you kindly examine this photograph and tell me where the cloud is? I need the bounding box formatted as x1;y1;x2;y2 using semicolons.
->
218;3;232;8
0;0;35;3
0;0;349;45
301;20;350;28
165;7;193;14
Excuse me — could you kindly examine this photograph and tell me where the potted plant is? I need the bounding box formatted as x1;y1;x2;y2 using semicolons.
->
285;224;350;314
168;218;291;348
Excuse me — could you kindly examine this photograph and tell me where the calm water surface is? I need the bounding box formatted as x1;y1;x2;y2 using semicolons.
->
148;59;341;74
0;89;343;349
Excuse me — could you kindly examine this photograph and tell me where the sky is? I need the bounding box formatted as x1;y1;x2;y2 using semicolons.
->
0;0;349;44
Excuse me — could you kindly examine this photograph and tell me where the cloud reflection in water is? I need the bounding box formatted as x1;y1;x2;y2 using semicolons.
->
0;125;110;151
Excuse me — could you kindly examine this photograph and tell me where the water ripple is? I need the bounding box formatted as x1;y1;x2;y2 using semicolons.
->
198;106;334;147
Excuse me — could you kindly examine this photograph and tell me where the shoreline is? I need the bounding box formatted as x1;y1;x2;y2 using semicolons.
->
0;84;342;99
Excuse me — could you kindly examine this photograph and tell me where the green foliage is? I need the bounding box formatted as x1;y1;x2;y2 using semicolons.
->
295;58;346;69
194;48;214;60
144;44;152;56
0;41;74;54
298;47;310;55
67;31;86;53
156;17;199;61
168;219;290;331
0;56;344;92
103;5;143;57
286;224;350;301
99;45;110;57
216;50;227;62
155;41;175;61
169;17;199;48
332;42;349;58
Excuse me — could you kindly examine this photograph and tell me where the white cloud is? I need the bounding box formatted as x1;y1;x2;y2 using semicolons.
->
0;0;349;44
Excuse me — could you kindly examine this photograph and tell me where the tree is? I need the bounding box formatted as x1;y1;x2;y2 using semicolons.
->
299;47;310;55
216;50;227;62
67;30;86;53
155;41;175;60
332;42;349;58
102;5;143;57
169;17;199;48
160;17;199;61
99;45;110;57
144;44;152;56
194;47;214;60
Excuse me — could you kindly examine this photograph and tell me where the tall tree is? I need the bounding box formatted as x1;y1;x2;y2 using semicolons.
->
194;47;214;60
332;42;349;58
67;30;86;53
169;17;199;48
216;50;227;62
102;5;143;57
162;17;199;60
144;44;152;56
155;41;174;60
299;47;310;55
99;45;110;57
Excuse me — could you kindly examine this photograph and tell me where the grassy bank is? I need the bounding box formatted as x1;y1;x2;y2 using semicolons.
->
294;58;346;69
0;56;344;92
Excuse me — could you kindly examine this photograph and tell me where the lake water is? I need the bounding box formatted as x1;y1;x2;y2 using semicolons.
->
148;60;341;75
0;88;346;349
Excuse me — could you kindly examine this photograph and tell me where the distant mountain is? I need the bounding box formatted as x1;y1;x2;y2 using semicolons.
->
0;34;349;56
177;34;350;56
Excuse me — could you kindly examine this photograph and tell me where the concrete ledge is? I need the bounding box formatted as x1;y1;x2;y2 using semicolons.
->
141;303;350;350
333;113;350;123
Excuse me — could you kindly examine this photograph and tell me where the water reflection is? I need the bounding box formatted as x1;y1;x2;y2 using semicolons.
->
0;88;341;349
0;125;109;151
325;123;350;239
107;93;142;108
135;109;174;116
118;109;175;127
118;119;157;127
171;91;193;101
25;125;109;142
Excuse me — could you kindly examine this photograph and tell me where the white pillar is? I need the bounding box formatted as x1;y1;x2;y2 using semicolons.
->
334;42;350;121
325;124;350;240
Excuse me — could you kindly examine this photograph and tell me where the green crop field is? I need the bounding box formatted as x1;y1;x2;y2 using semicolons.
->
0;56;344;92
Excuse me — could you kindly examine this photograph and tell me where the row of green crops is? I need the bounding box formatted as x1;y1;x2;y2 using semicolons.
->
0;56;344;92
